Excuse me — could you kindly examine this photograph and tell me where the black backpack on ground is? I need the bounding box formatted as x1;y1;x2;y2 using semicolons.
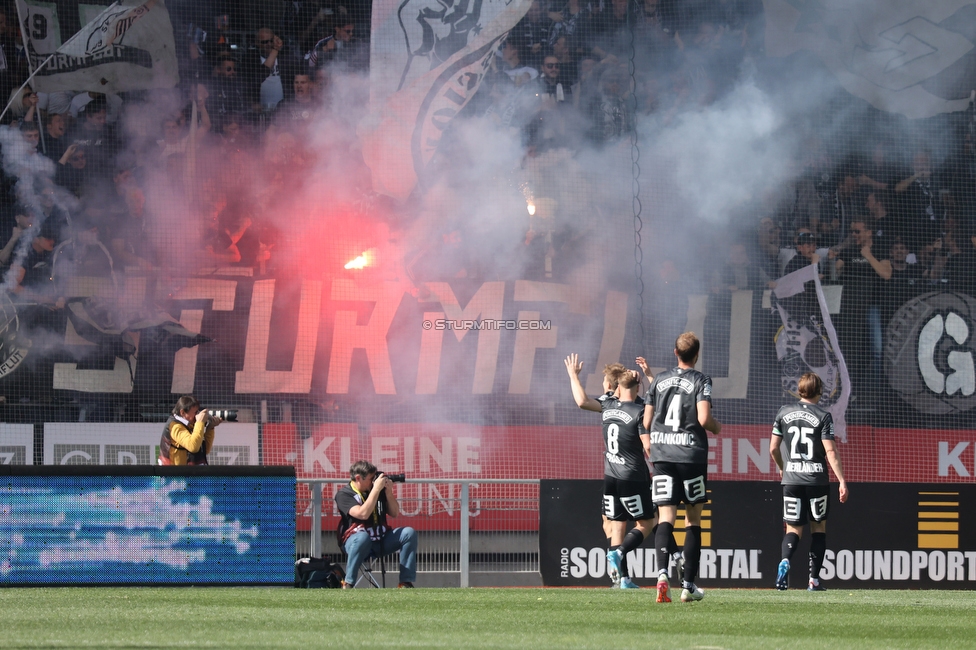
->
295;557;345;588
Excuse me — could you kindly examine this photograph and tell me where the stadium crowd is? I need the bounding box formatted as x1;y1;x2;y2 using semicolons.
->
0;0;973;404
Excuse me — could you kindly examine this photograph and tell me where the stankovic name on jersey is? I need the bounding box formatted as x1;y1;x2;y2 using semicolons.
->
651;432;696;445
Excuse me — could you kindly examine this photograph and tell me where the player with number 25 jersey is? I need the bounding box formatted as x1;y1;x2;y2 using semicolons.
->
771;397;834;487
769;372;848;592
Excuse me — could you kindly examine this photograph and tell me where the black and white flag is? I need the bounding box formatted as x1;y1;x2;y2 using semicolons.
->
771;263;851;441
16;0;178;94
362;0;532;200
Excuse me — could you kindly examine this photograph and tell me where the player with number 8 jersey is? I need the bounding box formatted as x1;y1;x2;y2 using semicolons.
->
565;353;656;589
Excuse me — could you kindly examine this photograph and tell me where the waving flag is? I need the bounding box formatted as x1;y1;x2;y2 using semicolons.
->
16;0;178;94
763;0;976;119
771;263;851;441
361;0;532;200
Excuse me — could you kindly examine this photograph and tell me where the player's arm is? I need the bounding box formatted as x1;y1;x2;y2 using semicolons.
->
822;438;848;503
769;429;784;474
642;404;654;431
640;433;651;459
635;357;652;383
564;353;601;412
696;375;721;434
697;400;721;435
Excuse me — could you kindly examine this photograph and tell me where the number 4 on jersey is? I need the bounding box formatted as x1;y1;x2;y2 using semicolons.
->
664;396;681;431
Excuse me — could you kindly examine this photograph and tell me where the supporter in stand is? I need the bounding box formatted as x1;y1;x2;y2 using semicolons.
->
818;160;860;249
510;0;552;70
858;140;898;192
55;143;92;197
770;372;848;591
208;54;253;117
65;96;117;176
548;0;593;58
499;37;540;87
550;35;580;88
306;18;365;70
716;240;763;292
157;86;212;161
0;8;29;102
246;27;301;110
893;148;946;252
864;189;904;249
830;219;891;403
41;112;70;164
273;71;318;129
754;217;783;288
0;206;32;267
18;121;40;155
3;85;37;126
8;217;60;303
883;238;924;326
943;218;976;297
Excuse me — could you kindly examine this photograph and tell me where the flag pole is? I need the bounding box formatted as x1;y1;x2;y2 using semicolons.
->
0;54;56;125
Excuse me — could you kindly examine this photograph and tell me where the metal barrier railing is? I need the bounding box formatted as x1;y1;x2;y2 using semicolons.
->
298;479;540;587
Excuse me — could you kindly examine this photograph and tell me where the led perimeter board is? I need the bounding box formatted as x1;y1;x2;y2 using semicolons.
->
1;466;295;586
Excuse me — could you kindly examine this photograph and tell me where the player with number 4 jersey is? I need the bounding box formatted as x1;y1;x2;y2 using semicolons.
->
770;372;849;592
642;332;721;603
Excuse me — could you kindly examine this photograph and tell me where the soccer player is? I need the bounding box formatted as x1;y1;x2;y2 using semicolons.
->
643;332;722;603
770;372;849;591
566;354;655;589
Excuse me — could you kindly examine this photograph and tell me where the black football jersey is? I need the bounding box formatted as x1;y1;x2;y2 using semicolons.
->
645;367;712;464
600;397;650;482
772;401;835;486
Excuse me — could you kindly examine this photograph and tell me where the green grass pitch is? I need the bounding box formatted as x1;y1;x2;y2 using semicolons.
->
1;588;973;648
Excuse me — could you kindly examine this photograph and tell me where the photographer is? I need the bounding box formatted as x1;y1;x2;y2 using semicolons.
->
158;395;222;466
335;460;418;589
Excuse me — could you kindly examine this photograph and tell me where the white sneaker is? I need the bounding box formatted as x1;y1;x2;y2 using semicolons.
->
680;585;705;602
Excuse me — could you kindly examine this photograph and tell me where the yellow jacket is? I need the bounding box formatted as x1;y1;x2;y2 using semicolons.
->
161;416;215;465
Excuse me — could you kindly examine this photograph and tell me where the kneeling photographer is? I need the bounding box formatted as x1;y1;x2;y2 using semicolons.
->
159;395;230;466
335;460;418;588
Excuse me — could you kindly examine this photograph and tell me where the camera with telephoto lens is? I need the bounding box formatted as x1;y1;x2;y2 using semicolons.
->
378;471;406;483
207;409;238;422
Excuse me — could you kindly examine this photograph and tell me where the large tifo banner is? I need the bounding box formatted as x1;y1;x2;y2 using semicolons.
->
541;480;976;589
0;466;295;585
16;0;179;93
362;0;532;198
762;0;975;119
2;275;975;426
